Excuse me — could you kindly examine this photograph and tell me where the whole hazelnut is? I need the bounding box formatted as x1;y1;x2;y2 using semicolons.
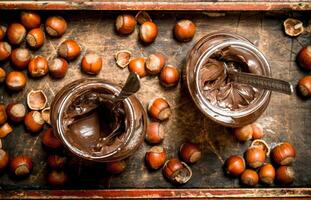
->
162;158;192;185
234;124;253;142
0;67;6;83
42;128;62;150
128;57;146;77
5;71;27;91
224;155;245;176
146;53;165;75
24;111;44;133
0;26;6;41
45;16;67;37
139;21;158;43
7;23;26;45
47;170;68;186
11;48;31;70
145;122;164;144
251;123;264;139
105;160;126;174
179;142;202;164
81;53;102;75
0;41;12;61
148;97;171;121
26;28;45;48
6;102;26;123
240;169;259;187
276;166;295;185
10;155;33;177
298;75;311;97
245;146;266;168
297;46;311;70
174;19;196;42
271;142;296;165
49;58;68;78
0;149;9;171
0;123;13;138
20;12;41;29
259;163;275;185
145;146;167;170
159;65;180;87
28;56;49;78
47;155;67;169
115;14;136;35
0;104;7;126
58;40;81;61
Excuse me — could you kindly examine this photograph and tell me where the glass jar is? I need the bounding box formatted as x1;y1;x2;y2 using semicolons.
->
185;32;271;127
50;79;146;162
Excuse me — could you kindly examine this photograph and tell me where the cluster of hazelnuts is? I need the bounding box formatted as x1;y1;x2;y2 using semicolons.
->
224;122;297;187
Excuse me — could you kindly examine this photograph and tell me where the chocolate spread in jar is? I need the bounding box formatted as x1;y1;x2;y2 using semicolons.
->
62;89;126;156
199;46;263;110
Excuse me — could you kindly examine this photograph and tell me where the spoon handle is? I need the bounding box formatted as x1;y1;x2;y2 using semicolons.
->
227;70;293;95
115;72;141;101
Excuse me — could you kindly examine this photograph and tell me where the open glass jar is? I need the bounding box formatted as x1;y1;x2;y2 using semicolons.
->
185;32;271;127
50;79;146;162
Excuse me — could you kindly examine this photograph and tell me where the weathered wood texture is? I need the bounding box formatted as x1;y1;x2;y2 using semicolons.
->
0;10;310;198
0;1;310;11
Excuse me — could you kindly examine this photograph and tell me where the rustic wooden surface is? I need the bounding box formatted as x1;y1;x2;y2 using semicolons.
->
0;0;310;11
0;10;310;198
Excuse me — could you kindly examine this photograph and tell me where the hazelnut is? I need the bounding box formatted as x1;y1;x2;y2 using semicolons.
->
0;67;6;83
245;146;266;168
251;123;264;139
45;16;67;37
81;53;102;75
240;169;258;187
179;142;202;164
26;28;45;48
42;128;62;150
297;46;311;70
105;160;126;174
250;139;270;156
20;11;41;29
115;14;136;35
146;53;165;75
0;123;13;138
283;18;304;37
27;90;47;110
10;155;33;177
115;50;131;68
41;107;51;125
148;97;171;121
24;111;44;133
7;23;26;45
139;21;158;43
128;57;146;77
11;48;31;70
0;139;2;149
174;19;196;42
145;146;167;170
47;154;66;169
58;40;81;61
5;71;27;91
28;55;49;78
298;75;311;97
0;104;7;125
271;142;296;166
259;163;275;185
145;122;164;144
224;155;245;176
49;58;68;78
0;149;9;171
6;102;26;123
162;158;192;185
135;11;152;25
47;170;68;186
234;124;253;142
0;26;6;41
159;65;180;87
276;166;295;185
0;41;12;61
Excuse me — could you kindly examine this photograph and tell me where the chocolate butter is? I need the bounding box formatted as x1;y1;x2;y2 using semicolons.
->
199;46;262;110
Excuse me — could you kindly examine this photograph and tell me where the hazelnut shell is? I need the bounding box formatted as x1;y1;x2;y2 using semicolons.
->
162;158;192;185
27;90;48;110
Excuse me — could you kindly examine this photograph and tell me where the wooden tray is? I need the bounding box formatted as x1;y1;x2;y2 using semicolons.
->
0;7;310;199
